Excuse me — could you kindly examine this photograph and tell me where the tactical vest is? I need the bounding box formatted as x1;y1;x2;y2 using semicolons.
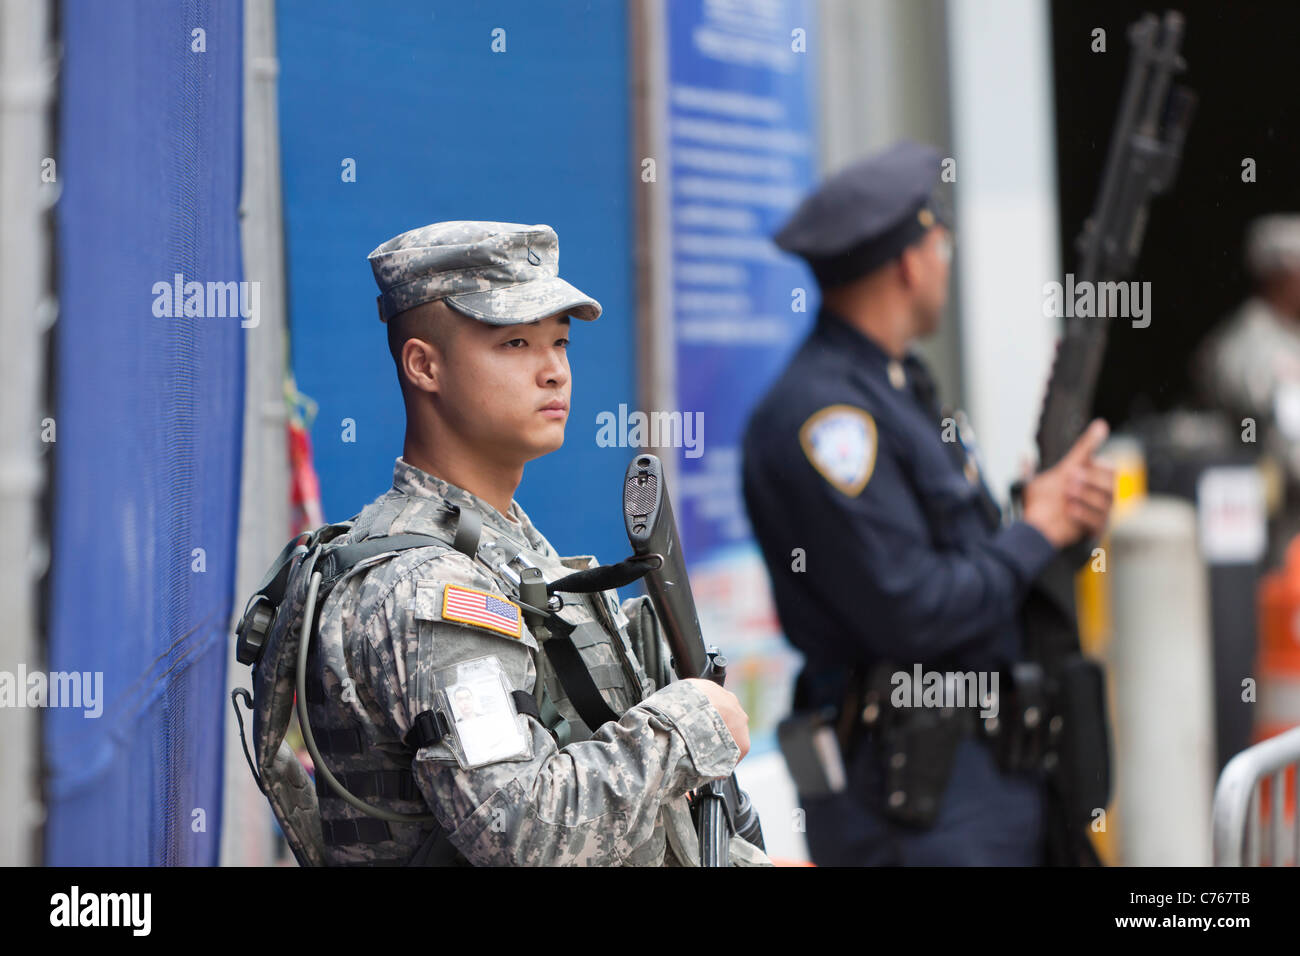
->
233;493;661;867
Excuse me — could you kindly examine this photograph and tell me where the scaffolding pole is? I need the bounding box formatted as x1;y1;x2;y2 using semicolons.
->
0;0;56;867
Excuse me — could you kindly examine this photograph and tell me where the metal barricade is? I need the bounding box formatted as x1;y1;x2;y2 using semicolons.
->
1212;725;1300;865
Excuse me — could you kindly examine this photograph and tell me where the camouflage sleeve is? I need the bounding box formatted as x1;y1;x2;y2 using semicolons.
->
355;555;742;866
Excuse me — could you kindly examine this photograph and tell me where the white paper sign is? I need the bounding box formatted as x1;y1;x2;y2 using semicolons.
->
1197;466;1266;564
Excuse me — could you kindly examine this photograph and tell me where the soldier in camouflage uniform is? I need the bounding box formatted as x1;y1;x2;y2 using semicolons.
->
305;220;769;866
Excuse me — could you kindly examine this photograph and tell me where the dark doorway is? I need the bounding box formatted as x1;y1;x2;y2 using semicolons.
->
1050;0;1300;425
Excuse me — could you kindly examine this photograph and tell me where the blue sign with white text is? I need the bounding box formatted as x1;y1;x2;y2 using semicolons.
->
663;0;819;749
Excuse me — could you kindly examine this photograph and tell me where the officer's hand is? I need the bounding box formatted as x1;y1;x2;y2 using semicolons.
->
1023;419;1116;548
684;678;751;760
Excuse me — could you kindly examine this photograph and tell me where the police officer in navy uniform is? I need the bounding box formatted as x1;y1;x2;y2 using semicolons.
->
742;142;1116;865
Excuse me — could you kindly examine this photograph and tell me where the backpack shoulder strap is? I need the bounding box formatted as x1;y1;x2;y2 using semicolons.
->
315;532;450;589
317;500;483;588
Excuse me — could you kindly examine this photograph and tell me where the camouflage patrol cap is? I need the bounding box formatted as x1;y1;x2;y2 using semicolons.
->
367;220;602;325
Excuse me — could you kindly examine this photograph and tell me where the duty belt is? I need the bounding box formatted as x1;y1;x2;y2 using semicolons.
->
851;660;1062;776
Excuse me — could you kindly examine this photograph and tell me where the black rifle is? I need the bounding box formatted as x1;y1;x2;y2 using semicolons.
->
1022;11;1195;865
623;453;765;866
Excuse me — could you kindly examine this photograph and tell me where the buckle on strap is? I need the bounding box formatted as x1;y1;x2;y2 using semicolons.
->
405;709;453;750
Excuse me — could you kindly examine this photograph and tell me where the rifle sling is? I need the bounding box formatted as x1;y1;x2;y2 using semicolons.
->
513;556;639;735
546;557;654;595
539;615;621;732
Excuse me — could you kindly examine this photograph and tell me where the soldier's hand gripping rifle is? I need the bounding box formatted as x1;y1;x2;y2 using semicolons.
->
1020;10;1195;865
623;454;765;867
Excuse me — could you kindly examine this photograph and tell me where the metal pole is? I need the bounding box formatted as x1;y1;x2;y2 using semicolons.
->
1109;496;1217;864
0;0;56;868
1212;724;1300;866
219;0;293;866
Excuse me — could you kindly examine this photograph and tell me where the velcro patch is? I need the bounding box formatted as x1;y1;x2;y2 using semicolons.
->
442;584;523;639
799;404;877;496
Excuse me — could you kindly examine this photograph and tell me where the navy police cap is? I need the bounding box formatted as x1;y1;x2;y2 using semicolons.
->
774;140;951;288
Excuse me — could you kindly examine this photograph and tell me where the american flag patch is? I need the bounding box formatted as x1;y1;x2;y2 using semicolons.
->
442;584;522;638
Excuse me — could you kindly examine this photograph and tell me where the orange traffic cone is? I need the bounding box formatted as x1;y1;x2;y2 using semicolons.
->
1253;537;1300;855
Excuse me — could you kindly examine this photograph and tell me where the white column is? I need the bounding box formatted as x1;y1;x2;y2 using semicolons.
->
946;0;1061;493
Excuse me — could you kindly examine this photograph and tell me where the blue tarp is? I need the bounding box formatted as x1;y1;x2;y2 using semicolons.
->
46;0;245;865
277;0;637;563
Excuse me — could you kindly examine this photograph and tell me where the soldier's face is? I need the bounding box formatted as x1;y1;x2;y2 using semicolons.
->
435;310;573;465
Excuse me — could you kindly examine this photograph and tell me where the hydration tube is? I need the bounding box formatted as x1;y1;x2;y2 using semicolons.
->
295;561;435;824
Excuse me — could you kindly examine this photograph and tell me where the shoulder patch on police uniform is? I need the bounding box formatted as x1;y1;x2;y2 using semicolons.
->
441;584;523;639
799;404;877;497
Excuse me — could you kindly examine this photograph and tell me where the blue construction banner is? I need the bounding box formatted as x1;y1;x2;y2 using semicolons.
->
664;0;819;748
46;0;246;865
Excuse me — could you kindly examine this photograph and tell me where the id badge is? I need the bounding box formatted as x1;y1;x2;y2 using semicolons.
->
432;656;533;770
